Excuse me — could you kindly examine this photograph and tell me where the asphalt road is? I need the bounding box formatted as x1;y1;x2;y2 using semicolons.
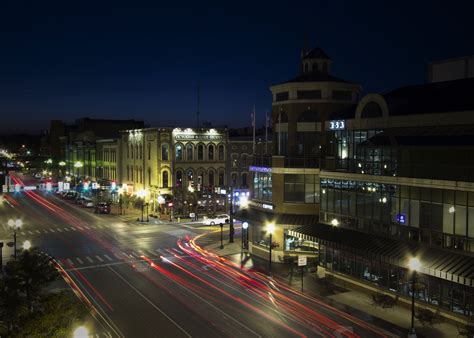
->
0;174;401;338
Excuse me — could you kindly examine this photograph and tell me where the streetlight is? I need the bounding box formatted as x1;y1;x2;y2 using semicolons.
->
22;240;32;250
241;221;249;252
408;257;421;337
73;325;89;338
266;222;275;276
8;219;22;259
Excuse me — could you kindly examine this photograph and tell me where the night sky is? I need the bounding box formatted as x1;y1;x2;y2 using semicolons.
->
0;1;473;134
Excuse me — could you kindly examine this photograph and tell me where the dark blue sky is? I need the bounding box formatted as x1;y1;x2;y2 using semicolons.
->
0;1;473;133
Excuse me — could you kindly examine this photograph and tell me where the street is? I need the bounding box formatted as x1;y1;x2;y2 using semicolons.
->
1;175;400;337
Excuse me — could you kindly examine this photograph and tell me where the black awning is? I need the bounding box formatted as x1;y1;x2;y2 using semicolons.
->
234;208;319;227
288;223;474;287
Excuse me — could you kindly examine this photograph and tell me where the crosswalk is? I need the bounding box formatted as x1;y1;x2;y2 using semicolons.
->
18;224;113;236
60;248;179;270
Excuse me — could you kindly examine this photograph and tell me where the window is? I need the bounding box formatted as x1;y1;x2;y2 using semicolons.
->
175;144;183;160
218;145;225;161
186;169;193;183
312;63;318;72
241;154;248;168
253;172;271;201
148;143;151;160
275;92;289;102
186;144;193;161
332;90;352;101
232;154;238;167
161;144;169;161
322;62;328;73
162;171;169;188
131;145;134;158
218;170;224;186
197;144;204;160
231;173;237;186
208;170;214;186
284;174;305;202
297;90;322;100
242;173;248;187
127;144;130;158
135;145;139;159
127;165;130;180
208;145;214;161
304;63;309;73
175;170;182;187
148;167;151;186
197;171;204;185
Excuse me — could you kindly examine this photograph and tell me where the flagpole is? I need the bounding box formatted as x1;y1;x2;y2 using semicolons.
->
265;111;268;155
252;106;256;155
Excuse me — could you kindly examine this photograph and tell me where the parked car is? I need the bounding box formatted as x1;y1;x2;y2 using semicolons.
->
82;199;94;208
203;214;230;225
95;202;111;214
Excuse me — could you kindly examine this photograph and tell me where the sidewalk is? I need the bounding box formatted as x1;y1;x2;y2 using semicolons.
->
199;236;460;338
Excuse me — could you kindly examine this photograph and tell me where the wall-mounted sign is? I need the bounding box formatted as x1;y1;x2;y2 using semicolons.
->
249;166;272;173
329;120;346;130
249;200;274;210
174;133;224;141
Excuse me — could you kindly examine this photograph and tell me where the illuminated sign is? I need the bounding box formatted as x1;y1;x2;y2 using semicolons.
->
249;200;274;210
174;134;224;141
396;213;407;225
249;166;272;173
329;120;346;130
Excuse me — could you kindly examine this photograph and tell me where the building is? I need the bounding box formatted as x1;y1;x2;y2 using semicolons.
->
429;55;474;83
240;48;474;320
119;127;229;214
95;138;120;185
239;44;361;261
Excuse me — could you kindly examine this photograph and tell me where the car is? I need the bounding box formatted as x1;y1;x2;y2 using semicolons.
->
95;202;111;214
82;199;94;208
203;214;230;226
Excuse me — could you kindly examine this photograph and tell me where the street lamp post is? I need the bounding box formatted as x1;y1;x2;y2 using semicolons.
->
219;223;224;249
408;257;421;337
8;219;22;259
266;223;275;276
241;221;248;252
229;186;234;243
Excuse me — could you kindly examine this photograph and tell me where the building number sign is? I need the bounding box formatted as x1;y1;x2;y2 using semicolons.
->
329;120;346;130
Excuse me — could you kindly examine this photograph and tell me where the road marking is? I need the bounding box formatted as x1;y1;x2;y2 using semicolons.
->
84;226;91;229
56;228;63;232
21;231;26;236
28;230;34;235
104;254;113;262
70;227;77;231
64;228;70;232
96;224;103;229
114;253;122;260
130;252;141;258
96;255;104;262
35;230;41;234
76;257;84;264
144;250;156;257
77;226;84;230
50;228;56;233
85;256;94;263
108;267;192;338
66;258;74;266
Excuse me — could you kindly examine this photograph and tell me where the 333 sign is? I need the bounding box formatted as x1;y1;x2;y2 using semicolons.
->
329;120;345;130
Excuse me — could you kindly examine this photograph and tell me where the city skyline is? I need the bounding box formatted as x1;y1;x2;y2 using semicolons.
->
1;1;473;133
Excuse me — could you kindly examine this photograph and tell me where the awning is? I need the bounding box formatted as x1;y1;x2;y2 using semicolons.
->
235;208;319;226
288;223;474;287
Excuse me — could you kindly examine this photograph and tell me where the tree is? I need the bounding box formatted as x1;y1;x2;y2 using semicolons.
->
16;248;58;313
0;271;28;333
16;290;89;337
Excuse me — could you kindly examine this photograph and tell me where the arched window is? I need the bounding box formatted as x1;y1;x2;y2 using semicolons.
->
312;63;318;72
139;166;143;183
361;102;383;118
135;145;139;159
242;173;248;187
175;144;183;160
131;144;134;158
208;144;214;161
162;171;169;188
208;170;214;186
186;169;193;185
231;173;237;186
197;170;204;185
218;170;224;186
175;170;182;187
197;144;204;160
241;154;248;167
186;144;193;161
161;144;169;161
218;144;225;161
148;143;151;160
127;165;130;180
148;167;151;186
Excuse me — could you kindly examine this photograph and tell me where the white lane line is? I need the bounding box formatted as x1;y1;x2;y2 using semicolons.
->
28;230;34;235
130;252;141;258
76;257;84;264
114;253;122;260
70;227;77;231
56;228;63;232
77;226;84;230
50;228;56;233
95;255;104;262
104;254;113;262
108;267;192;338
84;226;91;229
21;231;26;236
96;224;103;229
85;256;94;263
64;228;70;232
66;258;74;266
35;230;41;234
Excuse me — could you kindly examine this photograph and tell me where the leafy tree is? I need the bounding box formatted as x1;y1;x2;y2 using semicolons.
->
16;290;89;337
0;271;28;333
